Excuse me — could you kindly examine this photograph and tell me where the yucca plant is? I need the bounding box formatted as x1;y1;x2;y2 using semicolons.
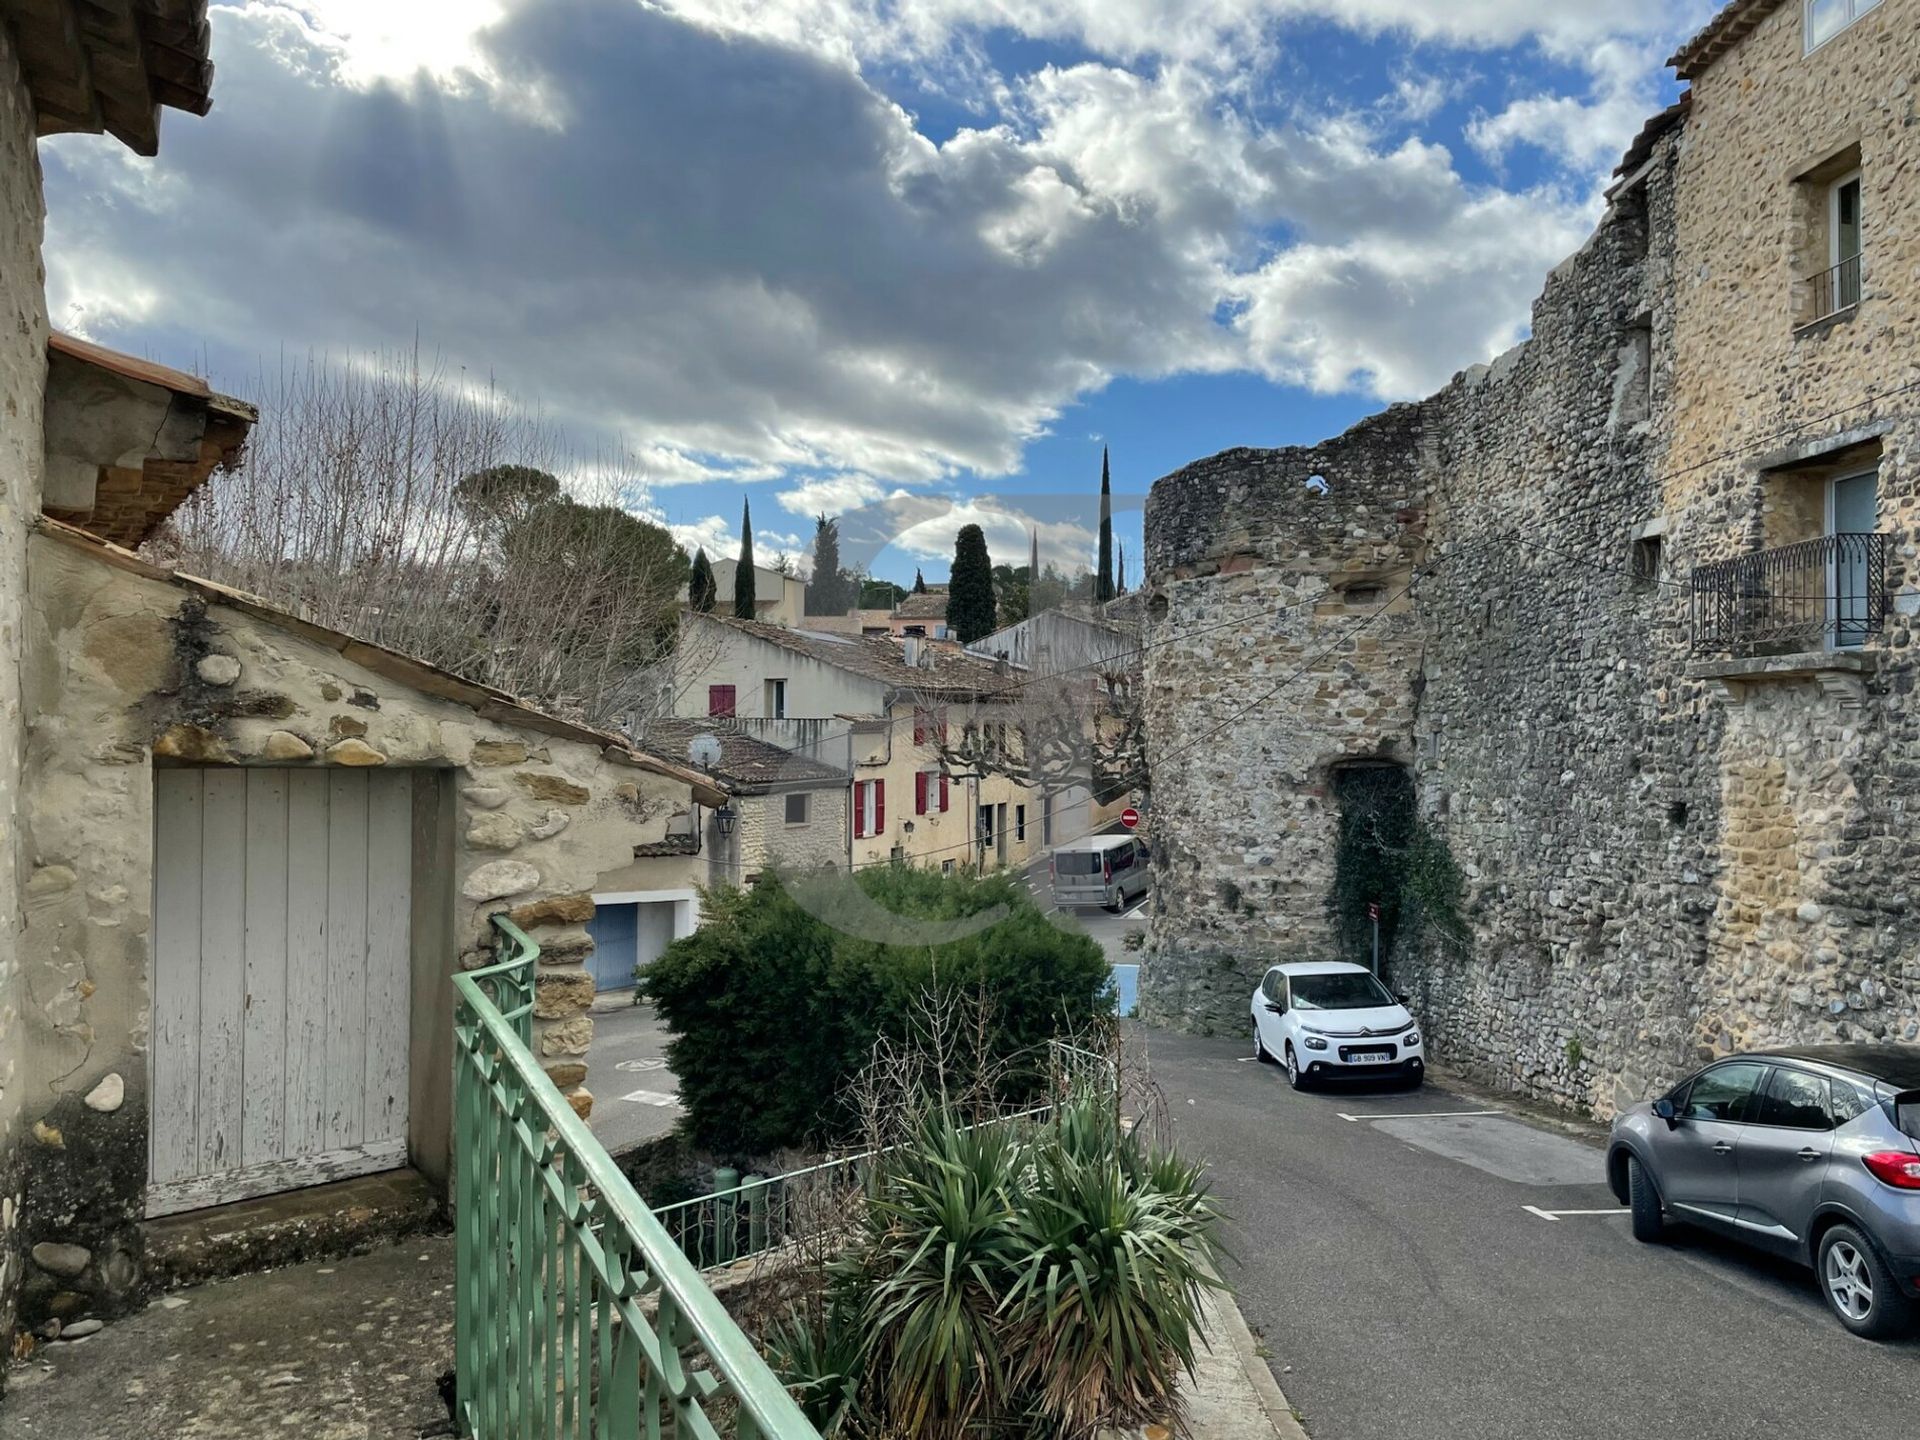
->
766;1299;866;1434
858;1113;1027;1440
999;1097;1225;1438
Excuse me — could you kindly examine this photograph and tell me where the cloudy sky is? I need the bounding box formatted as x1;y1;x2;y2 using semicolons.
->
40;0;1711;585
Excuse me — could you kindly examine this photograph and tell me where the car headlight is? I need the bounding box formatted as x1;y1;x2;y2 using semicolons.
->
1403;1030;1421;1047
1303;1036;1329;1051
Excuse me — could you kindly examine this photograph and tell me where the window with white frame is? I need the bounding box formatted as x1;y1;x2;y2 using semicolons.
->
1806;0;1881;53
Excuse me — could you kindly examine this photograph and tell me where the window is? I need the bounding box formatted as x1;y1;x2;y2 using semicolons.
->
1751;1068;1832;1130
1828;467;1879;649
784;792;809;826
1830;1080;1874;1125
914;770;950;815
1806;0;1881;53
1677;1063;1766;1123
853;780;884;839
707;684;736;718
765;679;787;719
1631;534;1663;588
941;859;956;875
1015;805;1026;841
1830;171;1862;309
913;707;947;747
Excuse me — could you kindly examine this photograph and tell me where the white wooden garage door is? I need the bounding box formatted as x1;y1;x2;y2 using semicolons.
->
149;768;414;1217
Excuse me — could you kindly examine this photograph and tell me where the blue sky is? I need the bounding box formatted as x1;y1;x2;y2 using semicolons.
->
39;0;1710;587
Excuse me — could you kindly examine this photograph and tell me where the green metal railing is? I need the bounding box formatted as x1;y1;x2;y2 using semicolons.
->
453;915;821;1439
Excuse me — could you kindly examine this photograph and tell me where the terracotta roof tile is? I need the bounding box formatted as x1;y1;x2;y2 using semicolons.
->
1669;0;1791;79
693;614;1014;699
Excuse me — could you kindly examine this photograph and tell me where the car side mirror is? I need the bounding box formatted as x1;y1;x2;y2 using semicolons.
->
1652;1098;1678;1126
1264;1002;1284;1014
1395;992;1411;1005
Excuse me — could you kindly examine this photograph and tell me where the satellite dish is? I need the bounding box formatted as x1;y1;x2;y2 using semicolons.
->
688;733;724;770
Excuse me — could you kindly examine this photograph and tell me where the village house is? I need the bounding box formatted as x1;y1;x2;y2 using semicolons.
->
887;584;952;639
690;557;809;627
0;3;728;1353
673;612;1052;872
1138;0;1920;1117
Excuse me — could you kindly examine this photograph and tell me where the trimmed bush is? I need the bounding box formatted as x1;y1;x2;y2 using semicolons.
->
644;868;1113;1155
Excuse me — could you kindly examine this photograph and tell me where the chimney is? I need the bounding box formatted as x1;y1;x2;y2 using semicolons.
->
902;636;923;669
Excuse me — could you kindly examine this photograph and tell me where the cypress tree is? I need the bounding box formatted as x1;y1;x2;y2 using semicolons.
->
912;567;927;595
1096;446;1114;605
689;548;716;612
807;514;846;615
948;524;996;644
734;499;757;619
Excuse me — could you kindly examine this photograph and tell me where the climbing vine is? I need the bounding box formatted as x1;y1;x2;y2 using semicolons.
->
1329;765;1470;971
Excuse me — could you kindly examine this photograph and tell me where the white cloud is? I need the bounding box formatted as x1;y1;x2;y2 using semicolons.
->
219;0;509;87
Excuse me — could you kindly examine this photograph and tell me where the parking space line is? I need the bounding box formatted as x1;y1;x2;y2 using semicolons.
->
1522;1206;1629;1222
620;1088;681;1107
1336;1108;1506;1122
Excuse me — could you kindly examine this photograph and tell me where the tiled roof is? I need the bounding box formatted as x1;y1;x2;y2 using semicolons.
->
693;614;1015;699
1611;95;1690;180
9;0;219;156
636;719;848;790
890;588;950;620
1669;0;1790;79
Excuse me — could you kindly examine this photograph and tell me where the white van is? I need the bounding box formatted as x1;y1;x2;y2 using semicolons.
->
1050;834;1151;911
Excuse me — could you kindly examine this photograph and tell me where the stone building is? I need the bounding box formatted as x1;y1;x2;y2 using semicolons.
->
1139;0;1920;1117
0;4;728;1352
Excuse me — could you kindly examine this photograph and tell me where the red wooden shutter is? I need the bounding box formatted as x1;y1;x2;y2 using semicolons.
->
708;684;736;717
874;780;885;834
915;771;928;815
852;782;866;839
939;774;950;812
913;708;926;745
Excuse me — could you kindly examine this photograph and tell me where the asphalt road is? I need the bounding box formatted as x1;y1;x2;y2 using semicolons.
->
1147;1025;1919;1440
585;995;681;1157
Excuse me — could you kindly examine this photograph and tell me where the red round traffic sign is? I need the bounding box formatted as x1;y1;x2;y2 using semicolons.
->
1120;807;1141;830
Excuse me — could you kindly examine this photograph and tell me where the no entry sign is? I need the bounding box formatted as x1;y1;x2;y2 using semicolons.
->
1120;807;1141;830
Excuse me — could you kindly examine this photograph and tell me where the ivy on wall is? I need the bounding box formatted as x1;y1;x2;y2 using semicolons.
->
1329;764;1469;971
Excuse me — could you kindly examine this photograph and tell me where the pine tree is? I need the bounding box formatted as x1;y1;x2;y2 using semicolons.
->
807;514;846;615
689;548;716;613
912;567;927;595
734;499;757;619
1096;446;1115;605
948;524;996;644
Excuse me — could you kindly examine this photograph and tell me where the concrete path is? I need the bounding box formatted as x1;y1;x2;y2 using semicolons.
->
3;1235;458;1440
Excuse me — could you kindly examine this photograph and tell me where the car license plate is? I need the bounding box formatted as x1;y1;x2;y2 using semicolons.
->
1347;1050;1391;1064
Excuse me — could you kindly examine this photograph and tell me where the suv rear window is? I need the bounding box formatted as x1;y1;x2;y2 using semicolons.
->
1055;852;1102;876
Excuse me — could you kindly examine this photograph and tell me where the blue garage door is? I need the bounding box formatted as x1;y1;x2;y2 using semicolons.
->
585;901;682;992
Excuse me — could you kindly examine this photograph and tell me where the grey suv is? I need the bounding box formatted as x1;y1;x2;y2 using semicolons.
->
1608;1044;1920;1338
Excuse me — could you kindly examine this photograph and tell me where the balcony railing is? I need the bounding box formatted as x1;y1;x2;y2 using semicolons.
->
1690;532;1888;657
1800;252;1862;328
453;915;820;1439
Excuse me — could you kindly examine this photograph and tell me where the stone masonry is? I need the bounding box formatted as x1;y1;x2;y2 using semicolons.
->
1141;5;1920;1119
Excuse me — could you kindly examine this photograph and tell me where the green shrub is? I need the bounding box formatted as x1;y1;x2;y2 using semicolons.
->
770;1095;1225;1439
644;868;1113;1154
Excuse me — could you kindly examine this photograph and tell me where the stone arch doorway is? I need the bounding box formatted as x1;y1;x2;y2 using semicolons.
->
1329;760;1416;973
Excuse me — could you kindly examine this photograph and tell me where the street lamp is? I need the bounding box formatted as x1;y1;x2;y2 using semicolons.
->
713;804;737;838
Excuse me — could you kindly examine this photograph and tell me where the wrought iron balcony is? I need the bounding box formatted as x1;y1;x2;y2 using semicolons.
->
1690;532;1888;657
1800;252;1862;328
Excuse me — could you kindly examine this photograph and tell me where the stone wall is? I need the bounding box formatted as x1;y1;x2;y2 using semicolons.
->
1143;31;1920;1117
11;530;708;1335
0;19;49;1365
724;786;851;881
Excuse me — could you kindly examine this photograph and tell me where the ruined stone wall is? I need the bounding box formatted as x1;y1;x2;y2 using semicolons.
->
0;20;49;1362
1144;40;1920;1116
12;532;704;1334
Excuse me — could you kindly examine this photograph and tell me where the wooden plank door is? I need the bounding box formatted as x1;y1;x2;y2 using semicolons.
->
149;767;414;1217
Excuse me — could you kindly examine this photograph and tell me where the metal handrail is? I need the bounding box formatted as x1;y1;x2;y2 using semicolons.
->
453;914;820;1438
1689;532;1888;657
1800;251;1862;327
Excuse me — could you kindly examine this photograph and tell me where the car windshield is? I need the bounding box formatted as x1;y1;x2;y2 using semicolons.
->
1289;972;1395;1011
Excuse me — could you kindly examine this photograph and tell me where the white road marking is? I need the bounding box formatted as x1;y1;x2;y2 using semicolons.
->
1121;898;1147;916
614;1058;669;1073
1523;1206;1630;1222
620;1088;681;1107
1337;1108;1506;1122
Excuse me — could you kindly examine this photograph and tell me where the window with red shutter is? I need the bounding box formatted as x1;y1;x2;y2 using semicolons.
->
913;708;927;746
873;780;885;835
939;773;950;812
915;771;928;815
708;684;736;717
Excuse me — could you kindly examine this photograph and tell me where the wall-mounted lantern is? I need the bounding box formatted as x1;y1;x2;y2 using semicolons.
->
714;803;738;838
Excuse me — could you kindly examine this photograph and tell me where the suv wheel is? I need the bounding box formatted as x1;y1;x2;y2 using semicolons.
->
1818;1224;1914;1340
1626;1155;1665;1244
1285;1045;1310;1092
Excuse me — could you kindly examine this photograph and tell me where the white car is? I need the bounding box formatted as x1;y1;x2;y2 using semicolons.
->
1251;962;1425;1091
